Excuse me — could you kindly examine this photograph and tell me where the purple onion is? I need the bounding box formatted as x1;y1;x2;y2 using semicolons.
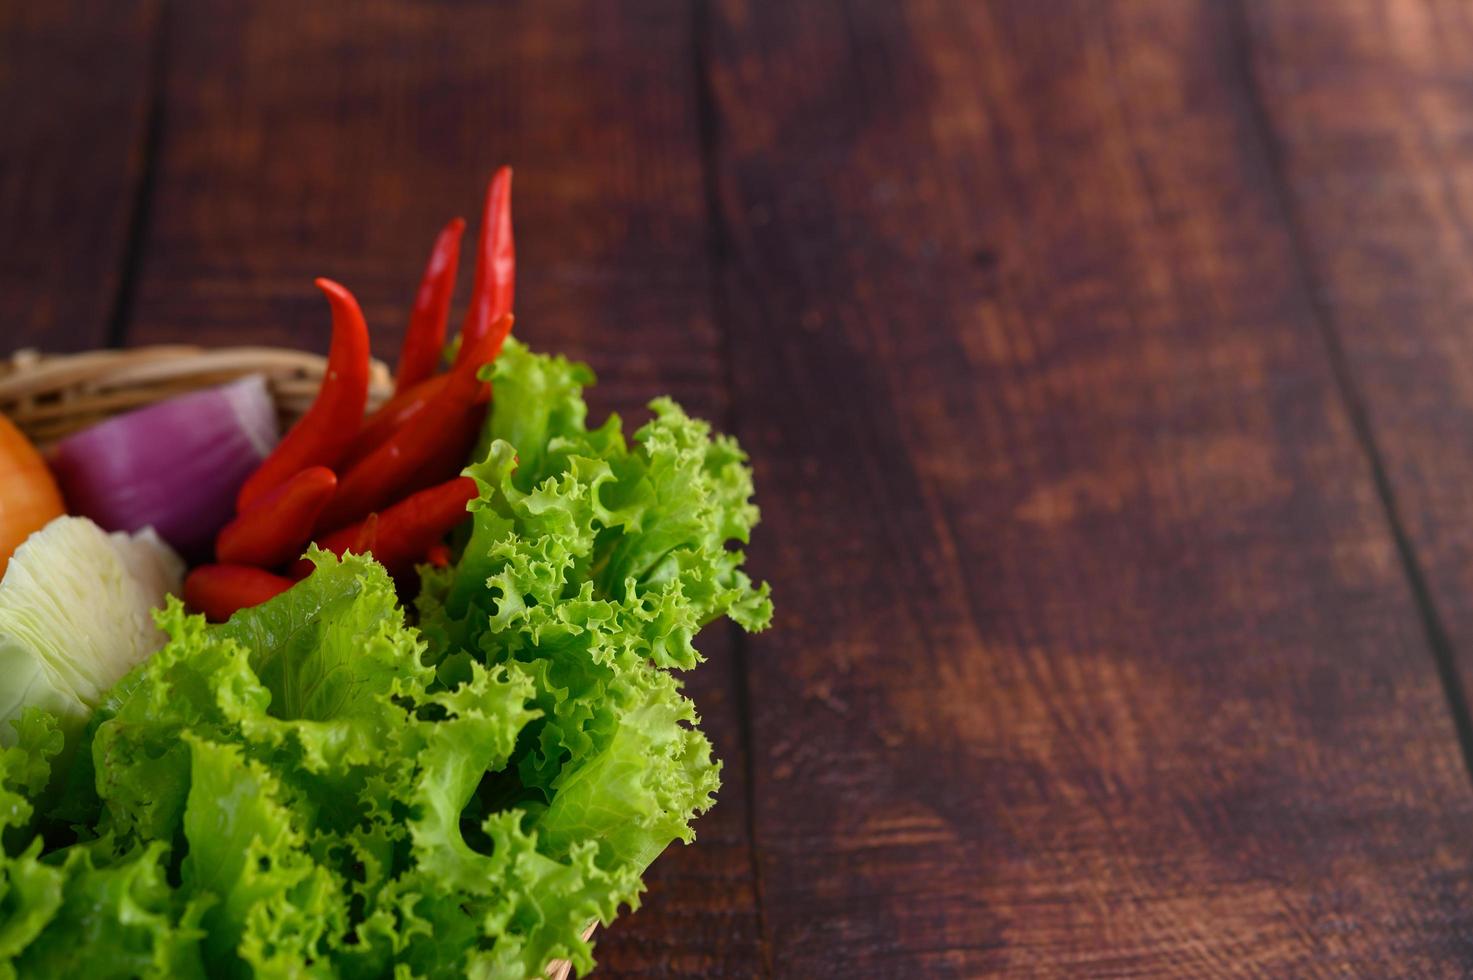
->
50;376;279;562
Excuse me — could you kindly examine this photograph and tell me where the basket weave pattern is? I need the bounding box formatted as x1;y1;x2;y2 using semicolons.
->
0;345;395;448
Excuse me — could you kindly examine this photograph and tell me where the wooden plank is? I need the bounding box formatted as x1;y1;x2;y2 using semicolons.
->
706;1;1473;975
0;1;158;352
1243;0;1473;740
119;2;760;974
122;1;719;415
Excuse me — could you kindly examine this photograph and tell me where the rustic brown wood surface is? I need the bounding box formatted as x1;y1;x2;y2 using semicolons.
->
1242;0;1473;738
0;1;159;350
8;1;1473;976
708;1;1473;975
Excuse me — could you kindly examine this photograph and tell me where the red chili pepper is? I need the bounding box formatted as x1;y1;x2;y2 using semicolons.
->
237;279;371;511
395;217;465;393
425;543;451;568
316;319;508;530
339;373;450;469
295;476;477;580
216;466;337;567
455;166;515;368
393;399;485;500
184;564;294;622
351;512;380;556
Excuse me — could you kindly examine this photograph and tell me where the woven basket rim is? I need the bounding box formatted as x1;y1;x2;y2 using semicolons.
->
0;344;395;448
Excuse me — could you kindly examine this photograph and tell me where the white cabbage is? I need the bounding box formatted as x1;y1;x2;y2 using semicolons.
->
0;516;184;743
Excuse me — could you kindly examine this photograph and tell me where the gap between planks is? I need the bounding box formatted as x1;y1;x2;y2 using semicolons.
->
689;0;775;976
106;0;172;349
1225;0;1473;789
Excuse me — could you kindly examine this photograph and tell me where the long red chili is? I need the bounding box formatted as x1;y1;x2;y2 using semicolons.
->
339;373;449;469
395;217;465;393
455;166;514;368
237;279;371;511
184;564;294;622
216;466;337;567
341;318;504;475
398;401;484;498
296;475;477;580
316;317;508;531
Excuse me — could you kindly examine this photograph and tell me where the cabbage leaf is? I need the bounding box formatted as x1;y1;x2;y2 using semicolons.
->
0;517;183;749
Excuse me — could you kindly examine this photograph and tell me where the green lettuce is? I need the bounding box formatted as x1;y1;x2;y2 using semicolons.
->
0;340;770;977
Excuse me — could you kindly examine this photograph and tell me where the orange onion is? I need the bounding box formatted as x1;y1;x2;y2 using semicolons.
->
0;414;66;579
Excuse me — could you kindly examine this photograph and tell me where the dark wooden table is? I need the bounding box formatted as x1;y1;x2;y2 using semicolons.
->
9;1;1473;976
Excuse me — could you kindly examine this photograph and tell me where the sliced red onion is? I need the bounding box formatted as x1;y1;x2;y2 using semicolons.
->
50;376;279;561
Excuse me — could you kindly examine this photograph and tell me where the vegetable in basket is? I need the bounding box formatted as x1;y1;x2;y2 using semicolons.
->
0;341;770;977
0;168;772;978
234;279;370;511
194;169;517;613
0;516;182;747
215;465;338;568
395;217;465;393
48;376;278;561
0;415;64;578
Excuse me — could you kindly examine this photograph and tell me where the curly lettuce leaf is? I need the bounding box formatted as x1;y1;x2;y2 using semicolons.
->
12;841;208;980
0;340;770;978
0;713;65;977
422;339;771;895
0;711;206;980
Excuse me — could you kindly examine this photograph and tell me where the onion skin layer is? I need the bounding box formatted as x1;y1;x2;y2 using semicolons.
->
49;377;278;563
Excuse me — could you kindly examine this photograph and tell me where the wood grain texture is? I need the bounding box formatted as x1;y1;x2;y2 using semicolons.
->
117;2;760;975
124;0;722;416
16;0;1473;976
0;0;158;351
705;1;1473;975
1242;0;1473;744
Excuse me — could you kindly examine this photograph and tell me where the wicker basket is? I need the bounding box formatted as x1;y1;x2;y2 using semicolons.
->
0;343;596;980
0;345;397;449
